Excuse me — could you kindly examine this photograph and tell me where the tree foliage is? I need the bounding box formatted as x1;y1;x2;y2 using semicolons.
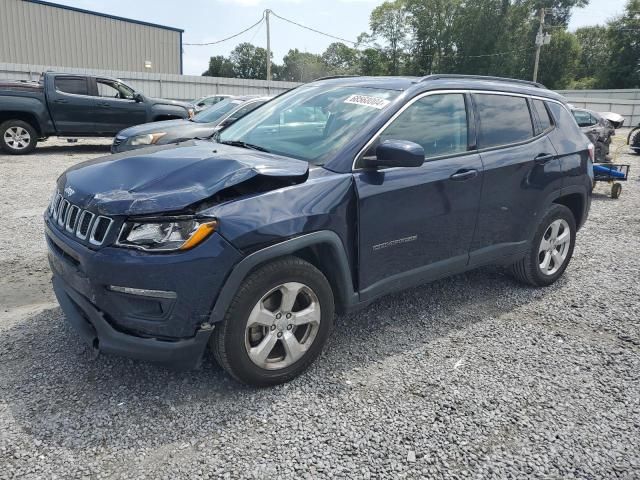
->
201;0;640;89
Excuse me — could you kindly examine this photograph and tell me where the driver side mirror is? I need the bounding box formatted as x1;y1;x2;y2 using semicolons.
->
361;139;425;169
133;92;143;103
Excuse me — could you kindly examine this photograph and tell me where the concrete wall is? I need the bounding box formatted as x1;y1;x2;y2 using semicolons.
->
557;89;640;126
0;0;182;74
0;63;302;100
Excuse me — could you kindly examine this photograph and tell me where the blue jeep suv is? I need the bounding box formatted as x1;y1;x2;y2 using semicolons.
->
45;75;593;385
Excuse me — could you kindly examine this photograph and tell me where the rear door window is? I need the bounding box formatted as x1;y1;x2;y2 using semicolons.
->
375;93;468;160
473;94;534;148
54;77;89;96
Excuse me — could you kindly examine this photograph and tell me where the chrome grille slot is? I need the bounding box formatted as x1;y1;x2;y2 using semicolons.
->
49;192;114;247
65;205;81;232
76;211;95;240
89;216;113;246
51;193;63;217
57;199;70;226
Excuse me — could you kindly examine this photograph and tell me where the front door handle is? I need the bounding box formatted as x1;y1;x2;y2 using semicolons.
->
534;153;555;164
97;102;111;107
53;99;68;104
450;169;478;181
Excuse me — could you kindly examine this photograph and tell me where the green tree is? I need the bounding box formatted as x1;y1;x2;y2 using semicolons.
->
358;47;390;75
322;42;360;75
229;42;270;80
536;29;580;88
369;1;410;74
280;49;328;82
604;0;640;88
574;26;609;87
202;55;235;77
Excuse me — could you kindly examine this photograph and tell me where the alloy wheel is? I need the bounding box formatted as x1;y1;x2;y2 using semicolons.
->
3;126;31;150
245;282;321;370
538;218;571;276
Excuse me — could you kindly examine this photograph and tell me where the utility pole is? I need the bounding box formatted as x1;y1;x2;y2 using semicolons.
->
266;9;271;86
532;7;545;82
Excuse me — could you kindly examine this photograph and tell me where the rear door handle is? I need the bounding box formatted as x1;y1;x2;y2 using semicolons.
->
97;102;110;107
450;169;478;181
53;99;68;104
534;153;555;164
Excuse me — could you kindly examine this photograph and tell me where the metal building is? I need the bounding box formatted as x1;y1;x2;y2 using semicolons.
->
0;0;183;74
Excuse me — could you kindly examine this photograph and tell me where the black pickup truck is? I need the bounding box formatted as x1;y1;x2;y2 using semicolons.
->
0;72;194;154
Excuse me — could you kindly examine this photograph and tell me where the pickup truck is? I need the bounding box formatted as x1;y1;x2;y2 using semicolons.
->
0;72;194;154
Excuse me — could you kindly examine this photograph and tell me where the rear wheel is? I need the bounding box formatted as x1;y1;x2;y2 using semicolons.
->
211;256;334;386
0;120;38;154
511;204;576;287
611;183;622;199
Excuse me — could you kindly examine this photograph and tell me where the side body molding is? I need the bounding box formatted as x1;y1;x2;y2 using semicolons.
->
208;231;358;324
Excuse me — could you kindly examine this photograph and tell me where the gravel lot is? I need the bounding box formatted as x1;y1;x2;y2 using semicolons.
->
1;136;639;479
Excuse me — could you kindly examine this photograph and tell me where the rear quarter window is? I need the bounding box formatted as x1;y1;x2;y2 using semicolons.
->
532;99;553;133
473;94;534;149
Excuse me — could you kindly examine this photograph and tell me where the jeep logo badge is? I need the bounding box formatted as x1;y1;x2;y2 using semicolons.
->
64;186;75;197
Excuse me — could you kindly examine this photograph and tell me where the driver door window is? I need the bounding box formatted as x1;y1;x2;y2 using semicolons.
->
96;79;134;100
373;93;468;162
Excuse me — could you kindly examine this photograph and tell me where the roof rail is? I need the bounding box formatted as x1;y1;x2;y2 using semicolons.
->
420;74;546;89
312;75;360;82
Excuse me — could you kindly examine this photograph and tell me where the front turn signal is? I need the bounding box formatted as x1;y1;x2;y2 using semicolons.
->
179;220;218;250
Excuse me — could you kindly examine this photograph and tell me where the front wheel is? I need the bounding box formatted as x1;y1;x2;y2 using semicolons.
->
0;120;38;154
211;256;334;386
511;204;576;287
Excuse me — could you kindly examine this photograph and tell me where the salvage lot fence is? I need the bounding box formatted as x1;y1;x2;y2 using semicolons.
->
1;63;638;125
0;62;301;100
557;89;640;126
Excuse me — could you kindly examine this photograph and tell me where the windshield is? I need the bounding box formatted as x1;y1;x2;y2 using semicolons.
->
218;85;400;164
193;99;242;123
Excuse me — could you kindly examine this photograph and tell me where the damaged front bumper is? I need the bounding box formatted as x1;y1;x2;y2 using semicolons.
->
45;217;242;368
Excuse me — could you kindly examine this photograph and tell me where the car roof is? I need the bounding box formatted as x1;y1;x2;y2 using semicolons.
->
234;95;271;102
307;74;565;102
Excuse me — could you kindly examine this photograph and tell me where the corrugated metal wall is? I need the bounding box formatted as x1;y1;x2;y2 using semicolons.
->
0;62;302;99
0;0;182;74
558;89;640;126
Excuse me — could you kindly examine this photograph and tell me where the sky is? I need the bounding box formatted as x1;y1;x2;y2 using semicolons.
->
51;0;629;76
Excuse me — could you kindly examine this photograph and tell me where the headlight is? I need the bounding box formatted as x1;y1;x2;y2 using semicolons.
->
129;132;167;146
116;217;218;252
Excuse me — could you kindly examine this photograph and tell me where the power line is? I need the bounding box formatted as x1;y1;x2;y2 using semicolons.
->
269;10;361;46
183;15;264;46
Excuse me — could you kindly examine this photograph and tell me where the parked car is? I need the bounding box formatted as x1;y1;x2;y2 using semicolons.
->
46;75;592;386
191;94;233;112
0;72;193;154
572;108;615;162
111;96;270;153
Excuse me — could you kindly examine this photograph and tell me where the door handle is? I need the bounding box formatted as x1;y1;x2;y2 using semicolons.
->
97;102;110;107
450;169;478;181
534;153;555;164
53;99;68;104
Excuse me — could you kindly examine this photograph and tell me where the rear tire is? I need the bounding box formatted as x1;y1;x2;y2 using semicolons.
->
211;256;334;386
0;120;38;154
510;204;576;287
611;183;622;199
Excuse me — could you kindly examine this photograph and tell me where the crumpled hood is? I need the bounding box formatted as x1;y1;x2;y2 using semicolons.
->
57;142;309;216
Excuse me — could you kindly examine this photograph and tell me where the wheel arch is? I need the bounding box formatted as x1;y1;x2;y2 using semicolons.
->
208;231;358;324
0;111;42;135
552;191;586;230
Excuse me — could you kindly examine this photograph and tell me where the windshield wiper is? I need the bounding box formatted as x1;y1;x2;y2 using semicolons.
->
219;140;270;153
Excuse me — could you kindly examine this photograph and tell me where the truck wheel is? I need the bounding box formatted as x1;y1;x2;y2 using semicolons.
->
211;256;334;386
510;204;576;287
0;120;38;154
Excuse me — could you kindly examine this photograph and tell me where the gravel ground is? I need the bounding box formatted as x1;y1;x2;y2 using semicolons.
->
1;136;639;479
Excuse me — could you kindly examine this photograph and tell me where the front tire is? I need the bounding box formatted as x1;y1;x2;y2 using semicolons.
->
211;256;335;386
511;204;576;287
0;120;38;154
